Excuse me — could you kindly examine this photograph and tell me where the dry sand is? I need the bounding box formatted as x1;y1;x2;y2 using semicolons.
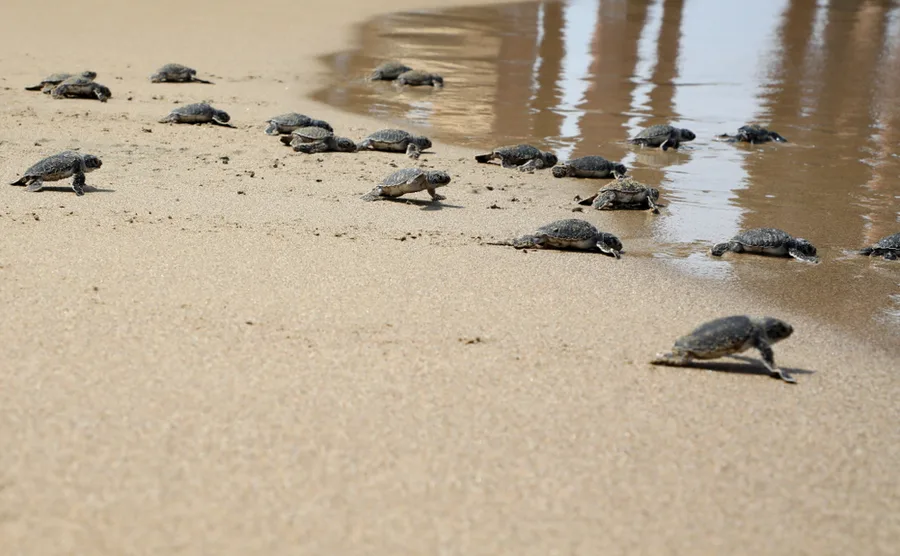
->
0;0;898;554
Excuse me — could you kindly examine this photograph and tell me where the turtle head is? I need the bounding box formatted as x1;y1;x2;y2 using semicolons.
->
770;131;788;143
412;136;432;150
80;71;97;80
788;237;818;262
679;128;696;141
213;110;231;123
551;165;570;178
431;74;445;87
613;163;627;178
542;152;558;167
83;155;102;171
597;233;623;258
425;171;451;186
647;187;660;202
335;137;358;152
758;317;793;344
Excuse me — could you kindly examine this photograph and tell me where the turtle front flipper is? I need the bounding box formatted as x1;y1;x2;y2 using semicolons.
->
753;337;796;383
517;159;537;173
596;240;621;259
71;173;86;196
94;88;109;102
426;187;445;202
405;144;421;160
787;247;819;264
710;241;733;257
646;196;661;214
190;77;214;85
25;178;45;193
660;130;679;151
577;194;598;206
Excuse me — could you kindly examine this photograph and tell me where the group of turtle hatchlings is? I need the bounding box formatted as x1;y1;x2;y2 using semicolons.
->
11;62;899;384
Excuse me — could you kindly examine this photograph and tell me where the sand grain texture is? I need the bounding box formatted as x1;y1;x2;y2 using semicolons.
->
1;0;898;555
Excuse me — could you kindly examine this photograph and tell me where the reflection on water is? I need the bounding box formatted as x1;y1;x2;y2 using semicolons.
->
313;0;900;349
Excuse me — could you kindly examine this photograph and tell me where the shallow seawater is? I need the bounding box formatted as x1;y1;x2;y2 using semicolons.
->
313;0;900;350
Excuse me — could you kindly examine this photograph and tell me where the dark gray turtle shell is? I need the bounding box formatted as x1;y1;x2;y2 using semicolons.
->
371;61;413;81
396;70;444;87
51;78;112;101
161;102;230;123
630;124;696;147
491;144;556;166
552;156;625;178
267;113;333;133
860;232;900;258
292;126;333;142
535;219;600;242
870;232;900;250
673;315;793;358
381;167;426;187
732;228;794;248
151;63;196;82
363;129;432;150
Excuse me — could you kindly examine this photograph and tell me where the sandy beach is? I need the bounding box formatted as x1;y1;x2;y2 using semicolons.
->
1;0;898;554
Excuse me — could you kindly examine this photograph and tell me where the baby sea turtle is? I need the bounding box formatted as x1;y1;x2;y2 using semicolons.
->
651;315;797;383
859;232;900;260
25;71;96;93
51;77;111;102
264;113;333;135
710;228;818;263
494;219;623;258
281;127;357;154
10;150;102;196
159;103;231;125
717;124;787;144
357;129;432;159
628;124;696;151
396;70;444;87
361;168;451;202
577;177;660;214
370;61;413;81
475;144;558;173
150;63;213;84
552;156;626;179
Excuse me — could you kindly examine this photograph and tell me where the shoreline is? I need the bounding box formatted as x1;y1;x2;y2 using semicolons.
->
1;0;897;554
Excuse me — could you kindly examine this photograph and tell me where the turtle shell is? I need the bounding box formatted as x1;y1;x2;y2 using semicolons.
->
367;129;412;144
536;219;599;242
732;228;793;248
633;124;676;140
381;168;425;187
371;62;413;80
292;126;333;142
871;232;900;250
600;177;649;194
674;316;756;357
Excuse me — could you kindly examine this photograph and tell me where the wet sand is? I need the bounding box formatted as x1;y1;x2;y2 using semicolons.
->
0;0;898;554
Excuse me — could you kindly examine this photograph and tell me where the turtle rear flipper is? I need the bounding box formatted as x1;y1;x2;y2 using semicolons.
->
474;153;494;163
25;179;44;193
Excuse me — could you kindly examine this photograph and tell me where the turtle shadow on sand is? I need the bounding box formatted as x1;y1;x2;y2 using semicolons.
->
37;185;116;194
653;354;815;380
372;197;464;211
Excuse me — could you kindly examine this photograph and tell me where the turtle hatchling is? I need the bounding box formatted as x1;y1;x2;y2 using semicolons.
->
51;77;111;102
628;124;696;151
552;156;626;179
717;124;787;144
10;150;102;196
396;70;444;87
578;177;660;214
859;232;900;260
282;127;357;154
651;315;797;383
500;219;623;258
265;113;333;135
710;228;818;263
26;71;96;93
150;63;213;84
361;168;451;202
475;144;558;173
159;103;231;125
370;61;413;81
357;129;432;159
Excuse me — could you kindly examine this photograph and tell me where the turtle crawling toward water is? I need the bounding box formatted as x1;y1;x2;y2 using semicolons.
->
552;156;626;179
651;315;797;383
396;70;444;87
361;168;451;202
150;63;213;84
265;113;333;135
710;228;818;263
281;126;357;154
370;61;413;81
578;177;660;214
51;77;111;102
26;71;96;93
494;219;623;258
475;144;557;173
10;150;102;196
718;124;787;144
357;129;432;159
629;124;696;151
159;103;231;125
859;232;900;260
